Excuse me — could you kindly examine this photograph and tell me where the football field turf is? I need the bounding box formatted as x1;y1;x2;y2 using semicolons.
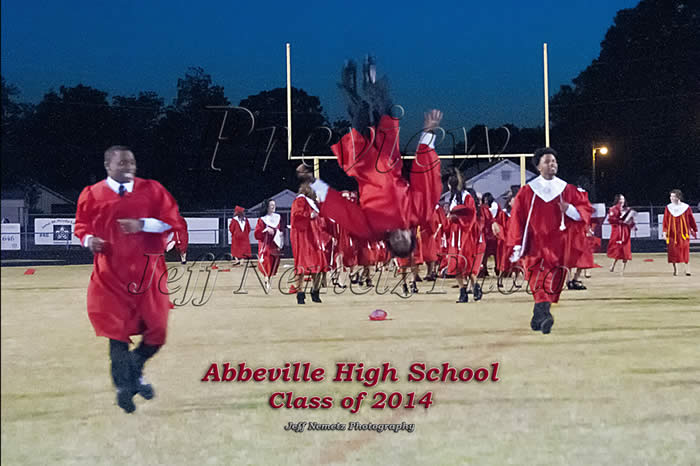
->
2;253;699;465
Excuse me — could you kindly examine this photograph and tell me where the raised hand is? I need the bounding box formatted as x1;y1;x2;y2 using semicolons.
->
423;109;443;132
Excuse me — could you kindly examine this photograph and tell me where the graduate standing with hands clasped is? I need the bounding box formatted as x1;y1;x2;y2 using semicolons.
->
74;146;183;413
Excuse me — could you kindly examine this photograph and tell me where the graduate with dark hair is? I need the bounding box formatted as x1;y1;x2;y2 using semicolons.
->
298;58;442;261
506;147;592;334
662;189;697;276
229;206;252;261
606;194;635;274
254;199;284;291
74;146;183;413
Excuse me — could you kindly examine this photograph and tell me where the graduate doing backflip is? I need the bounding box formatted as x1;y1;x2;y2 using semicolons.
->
74;146;183;413
506;147;593;334
297;57;442;261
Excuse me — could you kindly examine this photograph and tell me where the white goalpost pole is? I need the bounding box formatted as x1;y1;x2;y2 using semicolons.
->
286;43;292;160
543;43;550;147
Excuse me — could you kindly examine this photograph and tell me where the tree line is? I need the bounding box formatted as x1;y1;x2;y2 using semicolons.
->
2;0;698;210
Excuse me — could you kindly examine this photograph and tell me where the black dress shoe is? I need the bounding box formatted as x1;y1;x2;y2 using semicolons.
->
567;280;587;290
131;351;155;400
311;290;322;303
530;302;547;331
456;287;468;303
410;282;418;294
540;302;554;334
116;387;137;413
297;292;306;305
136;376;155;400
473;283;483;301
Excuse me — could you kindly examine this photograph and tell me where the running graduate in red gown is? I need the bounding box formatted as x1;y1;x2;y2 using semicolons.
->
254;199;285;290
300;109;443;261
74;146;183;413
606;194;635;274
229;205;252;261
662;189;697;276
506;148;593;334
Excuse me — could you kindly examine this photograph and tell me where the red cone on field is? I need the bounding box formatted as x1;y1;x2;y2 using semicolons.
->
24;269;36;275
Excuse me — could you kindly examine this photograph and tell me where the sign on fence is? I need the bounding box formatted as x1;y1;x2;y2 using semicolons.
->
34;218;81;245
184;217;220;244
1;223;21;250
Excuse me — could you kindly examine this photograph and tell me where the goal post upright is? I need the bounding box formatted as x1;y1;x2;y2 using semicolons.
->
285;43;533;186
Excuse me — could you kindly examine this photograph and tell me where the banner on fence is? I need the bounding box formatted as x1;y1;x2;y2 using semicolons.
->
184;217;220;244
1;223;21;250
34;218;81;246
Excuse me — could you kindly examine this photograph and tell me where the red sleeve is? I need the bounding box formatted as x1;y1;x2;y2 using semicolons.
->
74;185;94;245
662;208;670;234
568;186;593;226
319;188;375;240
148;180;183;232
506;186;532;248
254;218;266;242
494;210;507;240
607;206;621;225
176;216;188;249
408;144;442;226
451;196;476;230
229;219;235;235
291;198;311;231
687;209;698;237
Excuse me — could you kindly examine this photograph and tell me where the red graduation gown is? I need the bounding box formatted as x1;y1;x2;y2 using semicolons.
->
290;196;326;275
445;194;477;277
320;115;442;241
74;177;182;345
255;214;284;277
420;207;440;263
606;204;633;261
564;189;596;269
229;217;252;258
172;215;189;255
506;179;593;303
663;203;697;263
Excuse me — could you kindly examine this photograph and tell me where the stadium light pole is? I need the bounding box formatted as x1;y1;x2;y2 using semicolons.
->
591;145;609;201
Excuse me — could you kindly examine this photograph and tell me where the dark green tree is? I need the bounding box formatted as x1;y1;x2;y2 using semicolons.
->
550;0;700;203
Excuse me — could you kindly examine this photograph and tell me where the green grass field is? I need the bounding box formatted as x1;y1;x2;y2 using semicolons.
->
2;253;699;465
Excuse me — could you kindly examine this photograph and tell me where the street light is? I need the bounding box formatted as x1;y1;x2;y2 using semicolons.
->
592;145;609;201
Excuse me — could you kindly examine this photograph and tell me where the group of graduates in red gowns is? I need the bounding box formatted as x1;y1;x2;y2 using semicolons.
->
76;59;698;415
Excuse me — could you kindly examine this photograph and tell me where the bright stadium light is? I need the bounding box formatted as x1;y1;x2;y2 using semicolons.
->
591;144;611;201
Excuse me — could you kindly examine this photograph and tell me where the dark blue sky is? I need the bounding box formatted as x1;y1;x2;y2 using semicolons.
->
2;0;640;132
